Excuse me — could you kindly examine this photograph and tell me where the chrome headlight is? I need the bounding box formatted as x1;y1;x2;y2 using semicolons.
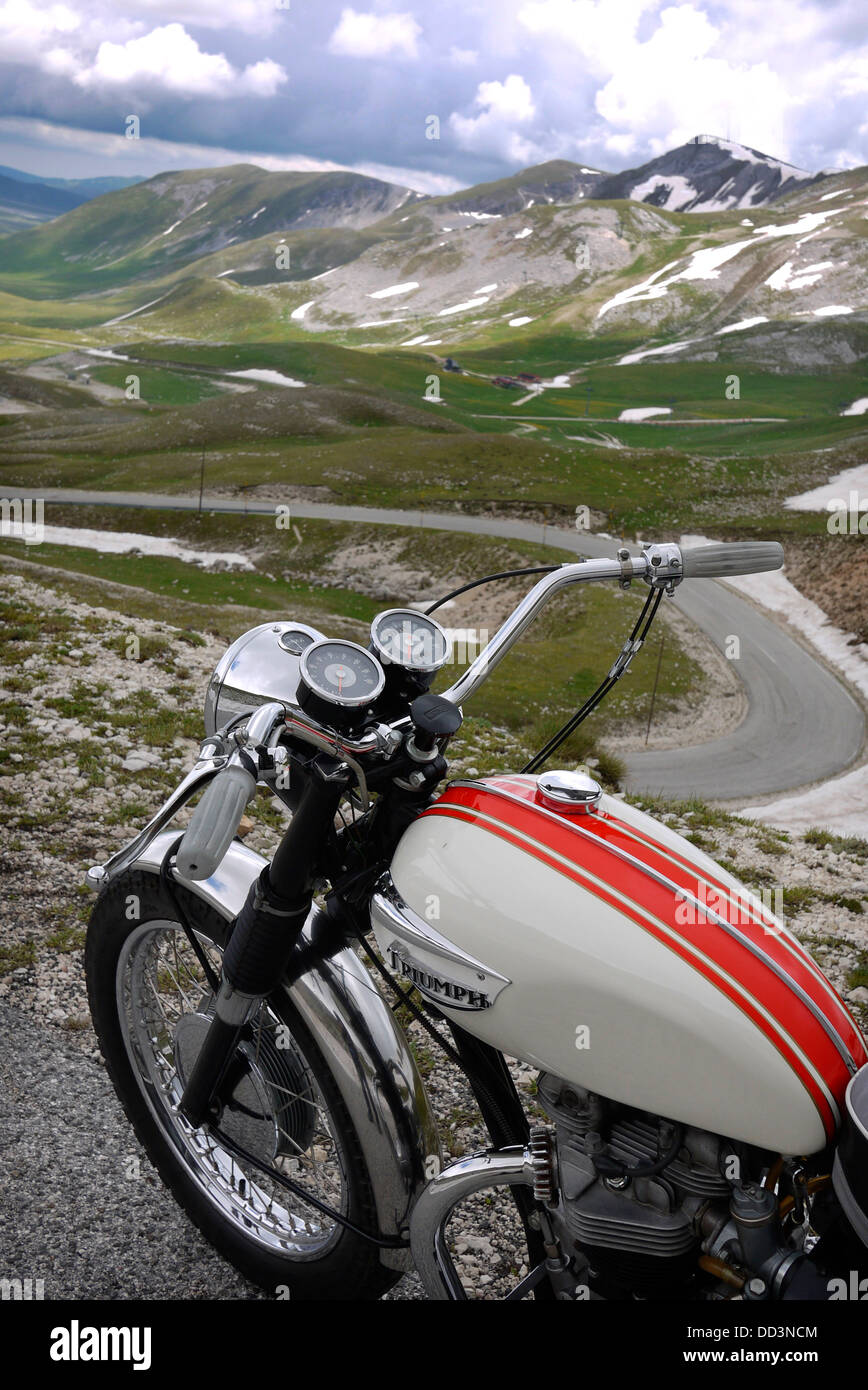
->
204;621;325;737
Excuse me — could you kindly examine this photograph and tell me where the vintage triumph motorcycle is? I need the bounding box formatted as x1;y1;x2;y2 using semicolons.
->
85;539;868;1301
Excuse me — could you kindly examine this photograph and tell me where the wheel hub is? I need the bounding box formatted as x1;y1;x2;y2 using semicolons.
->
173;1011;316;1163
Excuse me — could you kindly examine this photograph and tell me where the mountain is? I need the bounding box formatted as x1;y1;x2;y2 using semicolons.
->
593;135;820;213
0;171;82;233
111;159;863;377
430;159;608;216
0;166;143;233
0;166;141;200
0;163;424;289
1;140;862;373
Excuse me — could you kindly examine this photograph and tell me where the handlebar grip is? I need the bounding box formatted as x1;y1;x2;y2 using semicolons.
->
680;541;783;580
175;763;257;881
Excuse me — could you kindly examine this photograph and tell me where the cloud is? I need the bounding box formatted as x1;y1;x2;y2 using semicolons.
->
515;0;867;167
119;0;287;30
328;8;421;59
0;0;80;64
450;73;538;160
0;114;464;192
0;1;865;192
72;23;287;97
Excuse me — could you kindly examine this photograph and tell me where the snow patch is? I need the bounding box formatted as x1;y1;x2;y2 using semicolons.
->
599;205;849;319
28;525;253;571
290;300;315;321
619;407;672;421
765;260;835;291
508;316;534;327
629;174;698;210
716;316;768;334
438;296;490;316
741;766;868;840
753;209;846;241
475;283;498;293
618;340;695;365
785;463;868;511
841;398;868;417
812;304;853;315
514;227;533;240
368;281;420;299
228;369;305;388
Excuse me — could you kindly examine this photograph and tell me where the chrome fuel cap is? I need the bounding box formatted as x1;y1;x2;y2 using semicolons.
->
536;769;603;815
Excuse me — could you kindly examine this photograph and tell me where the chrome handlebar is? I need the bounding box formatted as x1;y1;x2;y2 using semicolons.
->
88;538;782;891
441;554;649;707
440;538;783;708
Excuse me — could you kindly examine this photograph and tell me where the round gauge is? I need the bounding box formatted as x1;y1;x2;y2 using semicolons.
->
299;639;386;709
276;625;320;656
370;609;452;674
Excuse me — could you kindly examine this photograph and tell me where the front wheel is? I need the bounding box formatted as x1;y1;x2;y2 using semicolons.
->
85;868;399;1300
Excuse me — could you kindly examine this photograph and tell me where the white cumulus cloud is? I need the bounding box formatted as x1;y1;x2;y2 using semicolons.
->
73;23;287;97
328;8;421;60
450;74;538;160
0;0;81;65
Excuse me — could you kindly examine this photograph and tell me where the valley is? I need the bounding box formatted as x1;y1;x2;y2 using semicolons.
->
1;135;866;821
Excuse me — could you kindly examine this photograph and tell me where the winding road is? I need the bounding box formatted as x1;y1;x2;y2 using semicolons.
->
3;485;864;802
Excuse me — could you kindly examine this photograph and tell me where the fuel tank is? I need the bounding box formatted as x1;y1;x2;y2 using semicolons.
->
371;774;867;1156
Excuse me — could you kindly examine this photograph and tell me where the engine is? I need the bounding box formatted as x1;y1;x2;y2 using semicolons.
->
534;1073;829;1300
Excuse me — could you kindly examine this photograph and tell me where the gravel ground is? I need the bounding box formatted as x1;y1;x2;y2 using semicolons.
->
2;566;867;1302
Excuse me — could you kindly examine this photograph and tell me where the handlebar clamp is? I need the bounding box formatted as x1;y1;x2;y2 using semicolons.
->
642;542;684;593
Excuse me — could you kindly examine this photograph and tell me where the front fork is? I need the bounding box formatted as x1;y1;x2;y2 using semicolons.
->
177;766;346;1128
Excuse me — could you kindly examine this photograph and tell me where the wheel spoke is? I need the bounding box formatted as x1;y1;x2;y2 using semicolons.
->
120;920;346;1255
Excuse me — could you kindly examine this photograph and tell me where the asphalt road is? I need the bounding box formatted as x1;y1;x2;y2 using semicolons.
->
4;485;864;801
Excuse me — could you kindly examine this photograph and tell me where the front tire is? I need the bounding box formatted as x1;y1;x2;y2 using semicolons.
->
86;868;399;1300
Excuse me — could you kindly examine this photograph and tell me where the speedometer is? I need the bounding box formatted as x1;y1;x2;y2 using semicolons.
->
370;609;452;674
299;639;386;710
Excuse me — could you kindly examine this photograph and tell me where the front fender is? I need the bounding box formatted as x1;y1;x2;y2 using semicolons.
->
134;831;440;1270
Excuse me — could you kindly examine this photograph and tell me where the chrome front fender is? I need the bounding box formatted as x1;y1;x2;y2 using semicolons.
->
133;830;440;1270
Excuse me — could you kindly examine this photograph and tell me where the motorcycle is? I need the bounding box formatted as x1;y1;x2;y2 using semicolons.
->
85;538;868;1301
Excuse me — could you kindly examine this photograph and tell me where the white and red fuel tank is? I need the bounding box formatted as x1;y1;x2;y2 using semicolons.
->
371;774;867;1156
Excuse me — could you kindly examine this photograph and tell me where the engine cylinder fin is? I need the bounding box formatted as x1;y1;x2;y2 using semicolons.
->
608;1118;729;1197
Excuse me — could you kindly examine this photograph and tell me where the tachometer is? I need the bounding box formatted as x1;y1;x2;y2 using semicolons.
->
299;639;386;712
370;609;452;675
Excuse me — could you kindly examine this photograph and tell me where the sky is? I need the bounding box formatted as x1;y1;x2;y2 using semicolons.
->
0;0;865;191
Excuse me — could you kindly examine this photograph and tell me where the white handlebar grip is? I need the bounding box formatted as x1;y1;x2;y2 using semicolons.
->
680;541;783;579
175;763;257;881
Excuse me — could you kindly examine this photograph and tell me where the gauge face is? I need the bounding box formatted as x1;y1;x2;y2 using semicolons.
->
300;639;385;708
370;609;452;673
276;626;318;656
